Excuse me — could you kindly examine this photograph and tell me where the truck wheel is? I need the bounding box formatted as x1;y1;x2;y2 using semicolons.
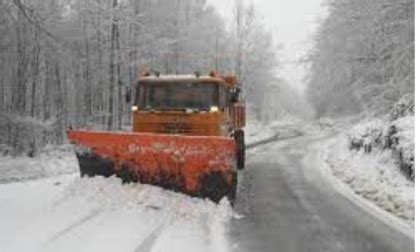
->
235;130;245;170
228;172;238;205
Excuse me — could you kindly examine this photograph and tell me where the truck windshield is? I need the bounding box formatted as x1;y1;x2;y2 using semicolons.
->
143;82;219;110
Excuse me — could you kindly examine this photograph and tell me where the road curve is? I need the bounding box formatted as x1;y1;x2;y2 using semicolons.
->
245;129;304;150
230;130;414;252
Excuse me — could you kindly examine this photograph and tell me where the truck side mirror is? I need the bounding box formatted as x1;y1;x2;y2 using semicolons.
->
230;87;241;103
125;87;132;104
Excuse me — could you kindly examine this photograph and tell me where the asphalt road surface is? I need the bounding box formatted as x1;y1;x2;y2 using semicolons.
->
230;130;414;252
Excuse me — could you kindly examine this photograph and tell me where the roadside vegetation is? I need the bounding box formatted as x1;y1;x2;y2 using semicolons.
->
306;0;414;223
306;0;414;117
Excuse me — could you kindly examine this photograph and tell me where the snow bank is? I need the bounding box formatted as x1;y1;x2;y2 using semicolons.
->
0;145;78;183
393;116;415;178
0;175;234;252
65;176;234;220
325;127;414;225
345;116;414;179
319;97;415;225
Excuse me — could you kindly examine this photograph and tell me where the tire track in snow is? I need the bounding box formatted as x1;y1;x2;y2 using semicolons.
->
133;196;179;252
45;208;102;244
133;215;174;252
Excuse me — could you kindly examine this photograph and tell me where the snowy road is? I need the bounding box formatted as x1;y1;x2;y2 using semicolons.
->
230;130;414;252
0;126;414;252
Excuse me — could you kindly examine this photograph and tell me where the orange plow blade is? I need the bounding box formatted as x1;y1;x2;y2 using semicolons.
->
67;131;237;202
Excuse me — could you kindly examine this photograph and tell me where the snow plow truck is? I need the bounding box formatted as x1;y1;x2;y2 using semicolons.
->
67;71;246;202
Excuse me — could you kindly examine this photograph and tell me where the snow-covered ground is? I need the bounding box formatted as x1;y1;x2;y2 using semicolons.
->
1;117;413;251
0;134;244;251
0;145;78;184
323;117;415;226
0;174;234;252
246;119;302;146
245;121;277;145
1;121;276;252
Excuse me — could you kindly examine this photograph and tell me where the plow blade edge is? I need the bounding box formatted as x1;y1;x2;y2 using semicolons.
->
67;131;237;202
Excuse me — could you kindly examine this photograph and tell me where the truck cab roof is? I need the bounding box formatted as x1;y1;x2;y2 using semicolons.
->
138;74;238;87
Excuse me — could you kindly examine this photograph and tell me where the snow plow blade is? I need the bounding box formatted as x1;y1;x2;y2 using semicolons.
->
67;131;237;202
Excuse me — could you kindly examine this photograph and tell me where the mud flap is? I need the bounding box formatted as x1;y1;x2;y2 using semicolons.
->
68;131;237;203
235;130;245;170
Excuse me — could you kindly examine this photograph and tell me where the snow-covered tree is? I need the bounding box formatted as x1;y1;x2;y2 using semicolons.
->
0;0;280;155
306;0;414;117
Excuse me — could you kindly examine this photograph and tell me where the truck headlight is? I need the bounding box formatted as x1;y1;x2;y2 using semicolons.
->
210;106;219;113
131;106;139;112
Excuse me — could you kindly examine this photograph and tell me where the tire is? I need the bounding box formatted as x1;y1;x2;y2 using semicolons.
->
234;130;245;170
227;172;238;205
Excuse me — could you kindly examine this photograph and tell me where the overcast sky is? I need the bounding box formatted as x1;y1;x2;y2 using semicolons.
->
208;0;326;92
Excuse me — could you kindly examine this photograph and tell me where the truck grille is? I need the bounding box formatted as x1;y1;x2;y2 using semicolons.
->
135;122;219;136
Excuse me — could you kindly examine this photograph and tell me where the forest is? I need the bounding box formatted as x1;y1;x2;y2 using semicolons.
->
306;0;414;118
0;0;415;156
0;0;280;155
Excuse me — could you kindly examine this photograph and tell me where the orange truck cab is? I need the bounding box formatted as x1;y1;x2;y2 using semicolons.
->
131;72;246;169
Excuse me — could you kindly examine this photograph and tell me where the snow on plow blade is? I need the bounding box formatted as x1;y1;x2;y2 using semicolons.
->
67;131;237;202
